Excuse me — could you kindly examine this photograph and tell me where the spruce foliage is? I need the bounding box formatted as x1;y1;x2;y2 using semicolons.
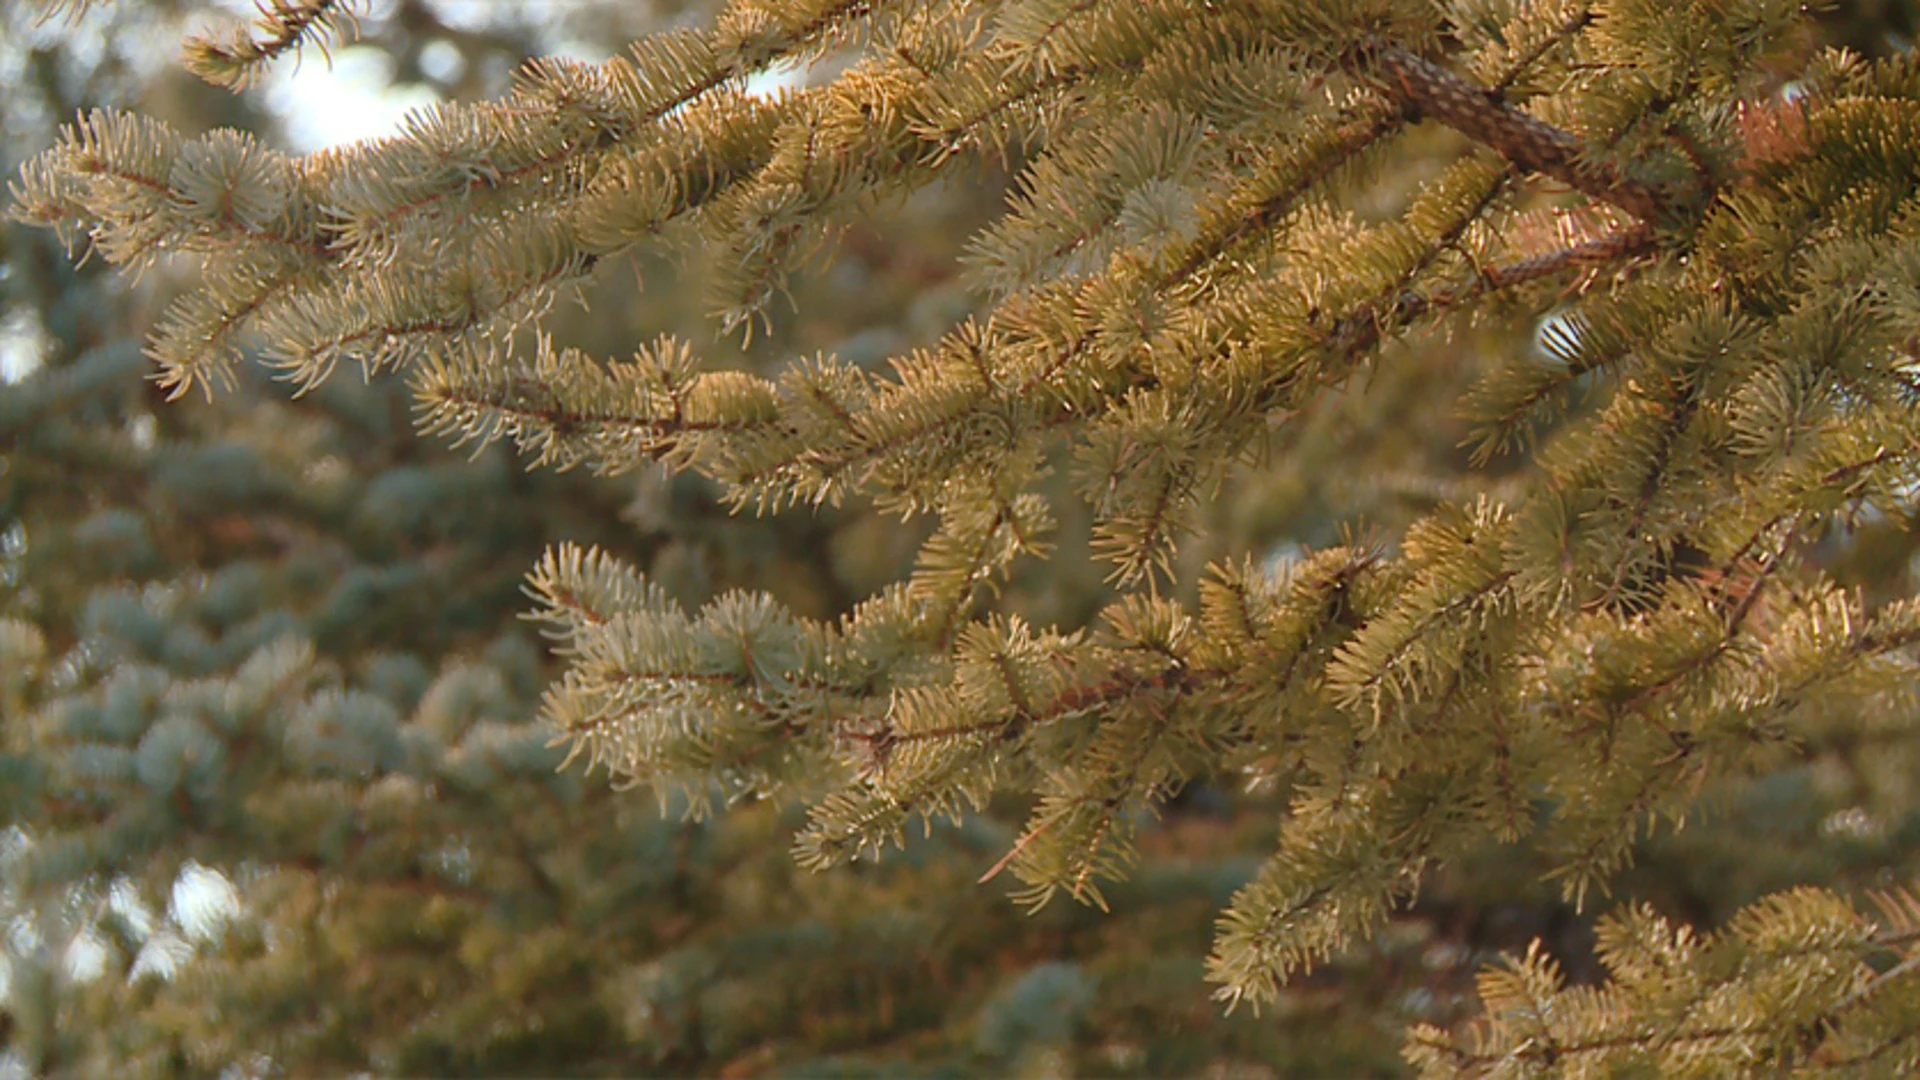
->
14;0;1920;1072
4;5;1318;1074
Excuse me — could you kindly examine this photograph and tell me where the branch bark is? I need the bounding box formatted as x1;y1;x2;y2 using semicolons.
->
1369;45;1678;224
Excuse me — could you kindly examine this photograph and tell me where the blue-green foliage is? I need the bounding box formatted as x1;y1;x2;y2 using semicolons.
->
972;961;1096;1058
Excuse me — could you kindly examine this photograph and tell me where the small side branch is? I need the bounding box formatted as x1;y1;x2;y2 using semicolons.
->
184;0;359;90
1327;222;1658;359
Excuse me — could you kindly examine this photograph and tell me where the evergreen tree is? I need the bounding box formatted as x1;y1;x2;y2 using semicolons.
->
13;0;1920;1075
4;3;1349;1075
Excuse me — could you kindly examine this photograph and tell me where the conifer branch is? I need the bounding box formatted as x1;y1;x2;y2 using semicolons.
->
1367;45;1678;223
24;2;1920;1064
1165;100;1405;285
1485;4;1592;97
1406;888;1920;1076
1322;222;1657;367
182;0;359;90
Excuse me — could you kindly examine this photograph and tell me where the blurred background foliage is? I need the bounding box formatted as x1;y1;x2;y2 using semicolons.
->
5;0;1920;1076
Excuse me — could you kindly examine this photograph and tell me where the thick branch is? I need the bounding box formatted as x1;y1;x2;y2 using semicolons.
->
1369;46;1676;223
